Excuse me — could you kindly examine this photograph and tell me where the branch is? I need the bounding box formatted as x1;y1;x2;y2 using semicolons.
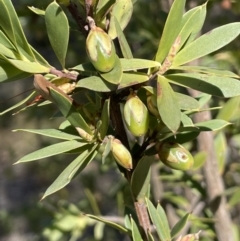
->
189;89;234;241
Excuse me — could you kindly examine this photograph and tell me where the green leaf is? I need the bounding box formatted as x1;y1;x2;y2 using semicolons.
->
181;113;194;127
184;119;231;132
108;0;133;39
49;87;92;135
214;132;227;174
131;156;152;202
228;188;240;207
147;231;155;241
193;151;207;170
160;131;200;144
131;217;143;241
157;75;181;133
71;62;97;73
120;58;160;71
16;140;88;163
0;60;32;83
145;198;171;241
171;213;190;238
99;55;122;84
1;55;50;73
85;214;129;234
0;43;18;59
171;65;239;78
176;92;199;111
196;93;211;108
156;204;171;240
13;129;82;141
0;91;35;115
95;0;115;24
119;72;149;89
172;23;240;67
99;99;110;140
182;3;207;47
177;4;206;51
114;16;133;59
31;46;50;67
28;6;45;15
42;144;98;199
155;0;186;63
45;2;69;68
0;0;35;60
77;75;117;92
0;30;16;50
166;73;240;98
216;96;240;122
102;138;112;164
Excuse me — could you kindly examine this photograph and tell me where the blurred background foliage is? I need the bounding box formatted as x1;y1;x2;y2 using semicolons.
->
1;0;240;240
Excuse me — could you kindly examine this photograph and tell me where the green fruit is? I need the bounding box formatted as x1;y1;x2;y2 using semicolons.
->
86;26;116;72
158;142;194;171
111;138;132;170
147;94;160;117
124;94;149;136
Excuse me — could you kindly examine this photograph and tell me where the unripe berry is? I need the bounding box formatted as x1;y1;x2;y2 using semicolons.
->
86;26;116;72
124;94;149;136
157;142;194;171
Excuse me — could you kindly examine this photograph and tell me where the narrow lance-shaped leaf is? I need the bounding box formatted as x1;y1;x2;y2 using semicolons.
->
85;213;129;234
170;65;239;78
77;75;117;92
15;140;88;163
214;132;227;174
119;72;149;89
216;96;240;122
171;213;190;238
177;3;207;51
131;217;143;241
45;2;69;68
0;91;35;115
166;73;240;98
155;0;186;63
0;30;16;50
0;60;32;83
131;156;152;202
182;3;207;47
0;0;35;60
157;75;181;133
145;197;171;241
99;99;110;140
13;129;82;141
120;58;160;71
172;23;240;67
42;144;98;199
28;6;45;16
114;16;133;59
157;204;171;240
108;0;133;39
